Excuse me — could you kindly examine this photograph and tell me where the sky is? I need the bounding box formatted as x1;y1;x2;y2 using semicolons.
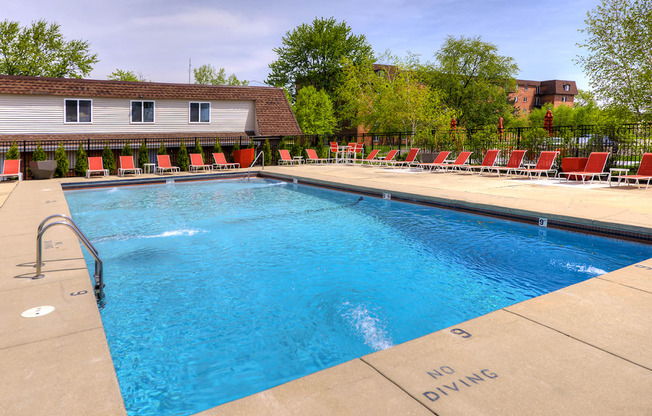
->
2;0;600;90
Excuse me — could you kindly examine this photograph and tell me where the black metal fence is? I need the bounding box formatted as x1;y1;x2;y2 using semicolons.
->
2;122;651;178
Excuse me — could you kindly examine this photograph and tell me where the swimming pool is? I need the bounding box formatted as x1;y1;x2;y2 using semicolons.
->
64;178;652;416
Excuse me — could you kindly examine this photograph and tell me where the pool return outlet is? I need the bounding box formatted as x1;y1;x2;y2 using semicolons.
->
34;214;105;303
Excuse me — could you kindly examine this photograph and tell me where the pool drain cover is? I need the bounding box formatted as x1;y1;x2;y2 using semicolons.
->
21;306;55;318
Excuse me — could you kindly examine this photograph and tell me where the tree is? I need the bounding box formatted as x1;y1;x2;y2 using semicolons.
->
576;0;652;120
338;52;450;147
108;69;147;82
0;19;98;78
214;138;223;154
32;141;47;161
193;64;248;85
102;141;116;174
266;17;374;98
157;142;167;155
426;35;518;129
54;142;68;177
177;139;189;171
122;140;133;156
74;142;88;176
137;140;149;171
6;141;19;159
293;86;337;135
262;139;272;165
193;139;204;156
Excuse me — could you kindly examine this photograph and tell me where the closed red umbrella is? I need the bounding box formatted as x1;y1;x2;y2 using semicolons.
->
544;109;553;136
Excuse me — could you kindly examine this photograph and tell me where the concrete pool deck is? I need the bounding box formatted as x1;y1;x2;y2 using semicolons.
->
0;165;650;415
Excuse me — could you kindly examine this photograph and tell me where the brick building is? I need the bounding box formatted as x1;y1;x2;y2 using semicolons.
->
511;79;578;116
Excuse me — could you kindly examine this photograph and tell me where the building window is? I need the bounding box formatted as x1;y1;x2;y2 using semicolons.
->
189;102;210;123
535;97;540;106
64;99;92;123
536;86;540;94
524;86;528;91
563;84;570;91
131;101;155;123
514;97;518;103
562;96;568;103
523;97;527;103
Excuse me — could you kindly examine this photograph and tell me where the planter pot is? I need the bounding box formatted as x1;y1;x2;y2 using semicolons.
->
233;148;255;168
29;160;57;179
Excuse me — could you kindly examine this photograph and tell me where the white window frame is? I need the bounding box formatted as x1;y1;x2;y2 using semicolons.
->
562;96;568;103
523;97;527;103
63;99;93;123
563;84;570;91
189;102;211;123
130;100;155;123
524;85;528;91
514;96;518;103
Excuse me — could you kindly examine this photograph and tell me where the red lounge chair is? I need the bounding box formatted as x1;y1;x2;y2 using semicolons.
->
155;154;180;174
388;148;420;168
212;152;239;170
86;157;109;179
615;153;652;189
349;142;364;163
118;155;142;177
436;151;473;172
0;159;22;182
189;153;212;173
361;149;381;165
374;149;400;166
305;149;328;164
558;152;610;184
417;151;451;170
461;149;500;174
487;150;527;177
278;149;300;165
515;151;559;179
328;142;339;162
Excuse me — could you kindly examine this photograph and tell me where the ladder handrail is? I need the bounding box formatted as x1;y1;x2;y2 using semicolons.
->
247;151;264;180
35;215;104;302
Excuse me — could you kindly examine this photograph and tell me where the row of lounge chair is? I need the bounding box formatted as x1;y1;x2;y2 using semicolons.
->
84;153;240;178
280;146;652;188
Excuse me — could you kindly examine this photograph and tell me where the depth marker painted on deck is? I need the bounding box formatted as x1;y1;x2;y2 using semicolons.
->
21;306;55;318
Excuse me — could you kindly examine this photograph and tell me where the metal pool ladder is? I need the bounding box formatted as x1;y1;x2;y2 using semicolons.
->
247;151;264;180
34;214;104;302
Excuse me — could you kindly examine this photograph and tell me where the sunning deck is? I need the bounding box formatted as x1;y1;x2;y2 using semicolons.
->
1;165;650;415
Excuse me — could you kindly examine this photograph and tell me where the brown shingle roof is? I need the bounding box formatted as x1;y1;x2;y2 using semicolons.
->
0;75;302;136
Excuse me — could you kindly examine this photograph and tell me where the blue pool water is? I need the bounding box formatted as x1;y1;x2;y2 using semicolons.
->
64;178;652;416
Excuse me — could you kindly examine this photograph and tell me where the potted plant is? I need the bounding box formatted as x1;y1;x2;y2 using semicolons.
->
29;141;57;179
233;138;255;168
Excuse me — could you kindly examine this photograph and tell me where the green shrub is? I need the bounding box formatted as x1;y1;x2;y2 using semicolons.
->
177;139;189;171
55;142;69;178
32;141;47;161
193;138;203;156
214;138;223;154
290;138;303;158
231;139;240;163
157;142;167;155
248;138;256;149
6;141;19;160
122;140;133;156
315;139;326;159
262;139;272;166
138;140;149;170
101;141;116;174
74;142;88;176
